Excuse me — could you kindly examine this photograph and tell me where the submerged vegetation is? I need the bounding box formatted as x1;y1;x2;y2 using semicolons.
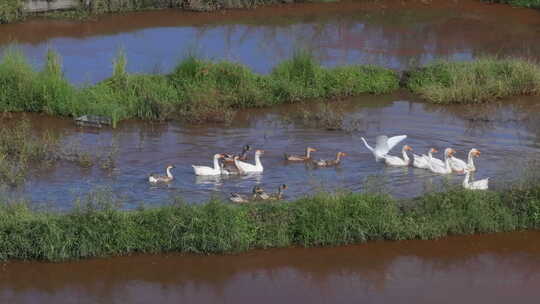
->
1;186;540;261
0;118;118;186
406;58;540;104
0;49;399;125
0;119;58;186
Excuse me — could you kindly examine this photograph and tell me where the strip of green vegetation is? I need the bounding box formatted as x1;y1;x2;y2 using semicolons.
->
1;186;539;261
0;49;399;125
0;0;289;24
483;0;540;9
0;0;23;24
405;58;540;104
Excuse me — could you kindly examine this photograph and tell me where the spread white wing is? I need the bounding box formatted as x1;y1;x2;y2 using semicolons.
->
386;135;407;152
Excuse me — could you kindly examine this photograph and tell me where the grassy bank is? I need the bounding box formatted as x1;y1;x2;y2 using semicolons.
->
483;0;540;9
0;49;398;125
1;186;539;261
0;0;23;24
405;58;540;104
0;0;290;24
2;50;540;123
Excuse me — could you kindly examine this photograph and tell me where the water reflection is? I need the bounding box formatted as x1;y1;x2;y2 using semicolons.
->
1;94;538;209
1;0;540;83
1;232;540;303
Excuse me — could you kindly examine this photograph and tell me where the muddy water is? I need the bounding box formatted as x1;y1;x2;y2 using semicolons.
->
2;0;540;83
6;93;540;209
1;231;540;303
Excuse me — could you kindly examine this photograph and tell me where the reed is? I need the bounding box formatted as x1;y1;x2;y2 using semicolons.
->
1;186;540;261
406;57;540;104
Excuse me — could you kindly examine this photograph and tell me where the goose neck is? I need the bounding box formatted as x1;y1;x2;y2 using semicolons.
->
213;156;220;171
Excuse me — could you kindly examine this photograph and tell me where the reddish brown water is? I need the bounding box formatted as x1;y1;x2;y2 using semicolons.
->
1;0;540;83
2;2;540;301
2;231;540;303
4;93;539;209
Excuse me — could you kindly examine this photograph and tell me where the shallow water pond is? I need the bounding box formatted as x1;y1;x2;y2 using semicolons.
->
4;93;539;209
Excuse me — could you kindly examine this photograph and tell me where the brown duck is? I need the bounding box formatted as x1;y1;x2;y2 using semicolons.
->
284;147;317;161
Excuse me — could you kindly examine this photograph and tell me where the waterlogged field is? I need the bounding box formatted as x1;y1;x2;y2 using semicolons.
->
1;1;540;295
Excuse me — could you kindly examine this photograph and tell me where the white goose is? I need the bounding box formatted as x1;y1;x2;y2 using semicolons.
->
383;145;413;167
148;165;175;183
428;148;455;174
235;150;264;173
413;148;437;169
450;148;480;173
361;135;407;161
192;154;224;176
462;169;489;190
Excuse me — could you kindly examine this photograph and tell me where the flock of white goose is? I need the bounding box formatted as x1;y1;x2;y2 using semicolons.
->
148;134;489;203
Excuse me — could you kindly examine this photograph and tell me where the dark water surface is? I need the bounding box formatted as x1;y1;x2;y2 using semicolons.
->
6;93;540;209
1;0;540;83
2;231;540;303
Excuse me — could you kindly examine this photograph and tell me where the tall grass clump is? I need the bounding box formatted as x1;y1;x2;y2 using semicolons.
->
269;50;399;103
0;0;23;24
0;49;78;115
168;55;265;122
2;186;540;261
406;57;540;104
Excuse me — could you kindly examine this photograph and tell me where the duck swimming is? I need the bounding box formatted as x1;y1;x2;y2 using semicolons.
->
284;147;317;161
462;169;489;190
450;148;480;173
223;145;251;163
428;148;455;174
148;165;175;183
255;184;288;201
383;145;413;167
413;148;437;169
313;152;347;167
235;150;264;173
361;135;407;162
229;186;263;203
269;184;288;200
192;154;224;176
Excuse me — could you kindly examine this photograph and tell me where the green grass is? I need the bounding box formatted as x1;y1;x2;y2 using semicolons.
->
3;50;540;122
405;57;540;104
483;0;540;9
0;0;23;24
0;49;399;126
1;186;540;261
